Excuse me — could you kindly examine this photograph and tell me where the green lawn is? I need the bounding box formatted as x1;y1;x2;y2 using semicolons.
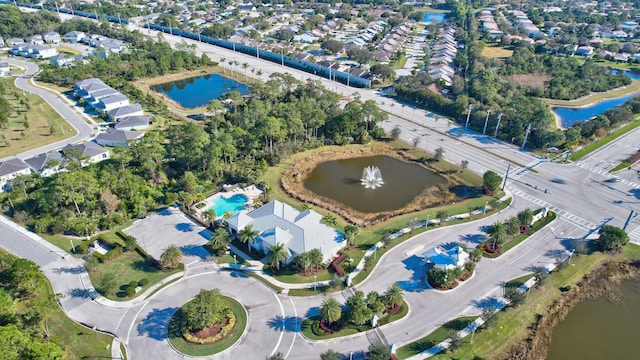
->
168;296;247;356
570;120;640;161
265;266;333;284
396;316;477;359
87;250;181;301
0;78;76;158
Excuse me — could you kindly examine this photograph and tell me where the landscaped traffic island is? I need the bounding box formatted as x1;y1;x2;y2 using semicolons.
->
168;289;247;356
301;284;408;340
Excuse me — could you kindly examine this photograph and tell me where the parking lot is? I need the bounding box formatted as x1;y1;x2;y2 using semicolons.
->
123;206;211;265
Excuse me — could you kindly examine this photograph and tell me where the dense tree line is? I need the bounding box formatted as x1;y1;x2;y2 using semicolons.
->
502;48;631;100
5;73;387;235
0;251;66;359
0;5;60;39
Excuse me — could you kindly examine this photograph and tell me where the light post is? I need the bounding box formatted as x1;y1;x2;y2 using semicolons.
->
233;254;237;268
493;113;503;138
464;104;473;129
483;200;488;214
70;239;76;253
483;109;491;134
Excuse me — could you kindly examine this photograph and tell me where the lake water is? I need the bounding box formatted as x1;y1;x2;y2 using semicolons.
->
546;278;640;360
151;74;250;109
304;155;446;213
423;12;447;23
553;69;639;127
553;95;634;128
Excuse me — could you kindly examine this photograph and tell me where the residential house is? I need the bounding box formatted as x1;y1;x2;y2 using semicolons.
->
0;62;10;76
26;35;44;45
423;245;469;271
107;104;144;121
6;38;25;46
88;87;120;103
96;94;130;111
24;152;65;177
95;129;144;147
0;158;31;191
43;31;61;44
114;115;152;131
576;46;594;57
227;200;346;263
50;54;75;67
30;45;58;59
74;78;109;98
62;142;110;165
65;31;86;43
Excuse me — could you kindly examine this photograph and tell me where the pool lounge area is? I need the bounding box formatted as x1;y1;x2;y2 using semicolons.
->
196;185;263;219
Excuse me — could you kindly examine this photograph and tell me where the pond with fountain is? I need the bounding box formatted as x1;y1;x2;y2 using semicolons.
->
281;145;475;226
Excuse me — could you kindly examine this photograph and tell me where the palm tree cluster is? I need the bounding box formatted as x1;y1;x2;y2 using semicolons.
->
484;208;534;253
318;284;404;330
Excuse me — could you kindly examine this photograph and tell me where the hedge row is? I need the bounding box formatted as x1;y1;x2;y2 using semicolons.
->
182;313;236;345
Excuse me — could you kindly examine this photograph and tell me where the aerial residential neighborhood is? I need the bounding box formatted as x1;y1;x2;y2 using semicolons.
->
0;1;639;360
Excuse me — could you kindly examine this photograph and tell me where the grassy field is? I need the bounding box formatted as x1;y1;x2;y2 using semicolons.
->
482;45;514;59
87;250;181;301
570;119;640;161
41;277;113;360
543;79;640;106
0;78;76;158
396;316;478;359
168;296;247;356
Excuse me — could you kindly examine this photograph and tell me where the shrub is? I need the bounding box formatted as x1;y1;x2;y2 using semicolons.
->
77;240;92;254
126;285;136;296
182;313;236;344
94;246;123;263
129;281;138;288
138;278;149;287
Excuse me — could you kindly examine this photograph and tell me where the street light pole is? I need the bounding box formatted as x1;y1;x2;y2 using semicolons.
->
233;254;237;268
494;113;503;138
483;109;491;134
464;104;473;128
70;239;76;253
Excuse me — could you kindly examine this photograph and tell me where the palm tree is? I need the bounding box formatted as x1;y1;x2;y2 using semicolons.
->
160;245;183;269
506;216;520;237
486;221;507;250
518;208;534;226
384;283;404;308
242;62;249;81
219;57;226;74
238;224;259;246
320;298;342;324
210;227;230;250
343;224;360;247
268;243;289;271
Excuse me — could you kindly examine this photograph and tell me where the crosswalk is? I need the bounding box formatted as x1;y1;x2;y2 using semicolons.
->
512;159;549;178
575;161;640;188
628;225;640;244
509;188;597;230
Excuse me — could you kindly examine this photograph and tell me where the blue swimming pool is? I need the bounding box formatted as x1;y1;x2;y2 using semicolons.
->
207;193;249;216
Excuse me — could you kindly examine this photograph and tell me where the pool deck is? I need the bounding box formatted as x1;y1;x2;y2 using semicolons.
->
197;184;263;217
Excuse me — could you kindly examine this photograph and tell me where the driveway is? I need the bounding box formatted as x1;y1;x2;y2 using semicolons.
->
124;206;212;265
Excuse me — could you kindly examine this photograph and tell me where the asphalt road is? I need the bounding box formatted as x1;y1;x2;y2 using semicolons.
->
0;57;95;161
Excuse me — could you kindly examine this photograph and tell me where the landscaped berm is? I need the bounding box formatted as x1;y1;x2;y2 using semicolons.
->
168;289;247;356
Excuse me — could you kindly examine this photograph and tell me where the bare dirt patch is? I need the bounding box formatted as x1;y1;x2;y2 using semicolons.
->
507;73;552;90
191;319;229;340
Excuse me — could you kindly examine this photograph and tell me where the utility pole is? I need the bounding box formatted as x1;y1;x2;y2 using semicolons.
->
464;104;473;128
494;113;503;138
483;109;491;135
521;123;532;150
502;164;511;191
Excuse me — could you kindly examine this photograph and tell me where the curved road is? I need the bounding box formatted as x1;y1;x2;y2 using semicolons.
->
0;57;95;161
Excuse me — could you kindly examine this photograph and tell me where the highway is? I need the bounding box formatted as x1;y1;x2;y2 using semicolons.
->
0;16;639;359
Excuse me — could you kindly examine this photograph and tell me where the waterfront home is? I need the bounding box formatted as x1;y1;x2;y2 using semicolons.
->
96;94;130;112
107;104;144;121
114;115;152;131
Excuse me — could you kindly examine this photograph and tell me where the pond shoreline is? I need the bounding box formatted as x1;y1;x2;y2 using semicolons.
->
502;259;640;360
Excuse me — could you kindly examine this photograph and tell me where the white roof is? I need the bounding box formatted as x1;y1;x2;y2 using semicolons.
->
424;245;469;270
228;200;344;261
